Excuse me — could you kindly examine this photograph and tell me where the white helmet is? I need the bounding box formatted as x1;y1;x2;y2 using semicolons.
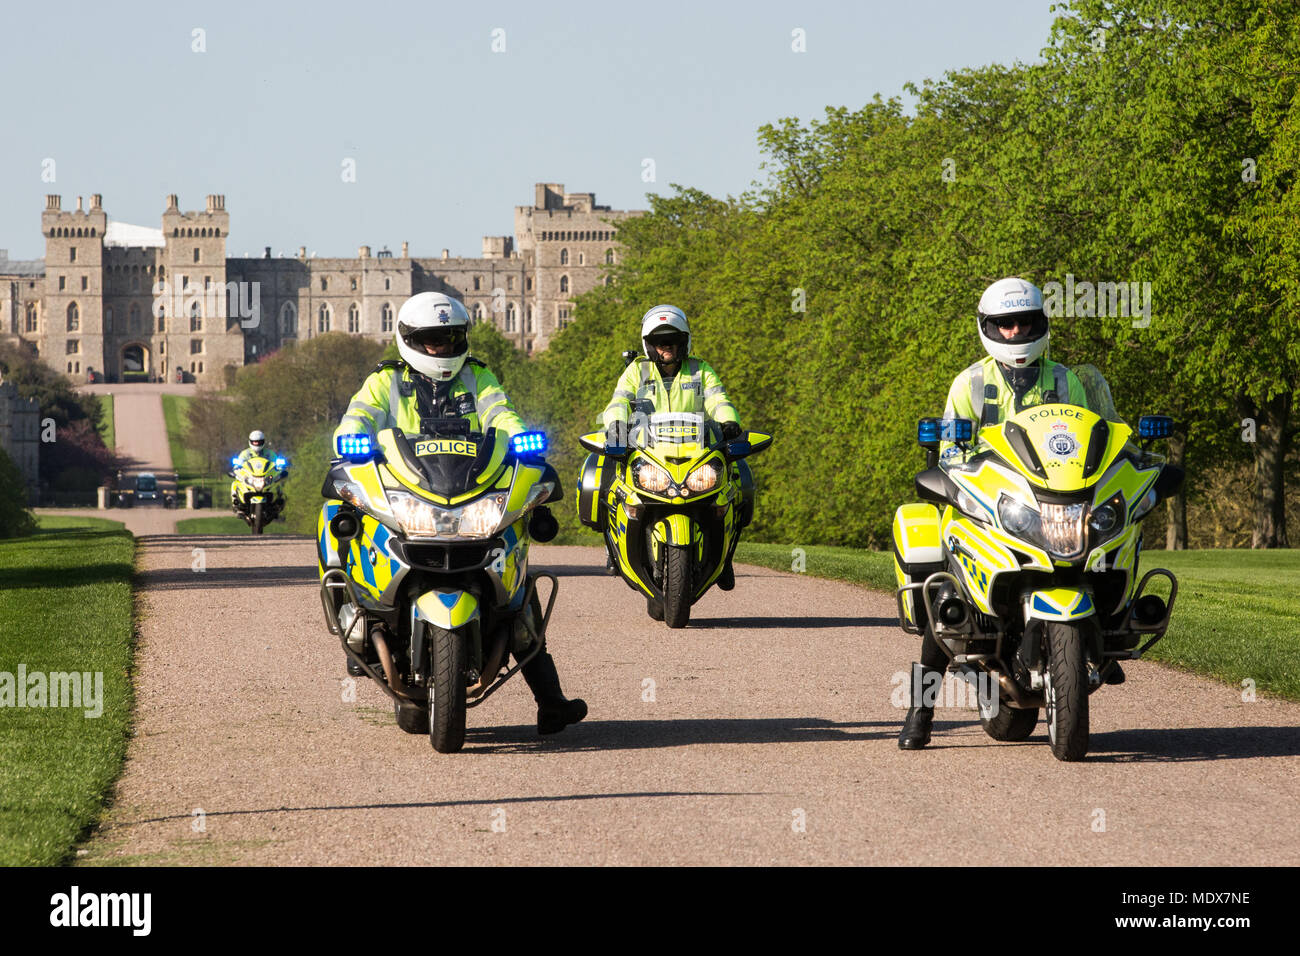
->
640;305;691;362
248;430;266;453
976;277;1050;368
396;292;471;381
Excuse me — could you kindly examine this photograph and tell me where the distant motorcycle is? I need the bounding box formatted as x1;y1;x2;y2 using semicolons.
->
229;454;289;534
577;412;771;627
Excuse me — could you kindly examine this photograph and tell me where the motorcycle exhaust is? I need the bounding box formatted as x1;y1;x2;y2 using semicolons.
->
369;626;420;701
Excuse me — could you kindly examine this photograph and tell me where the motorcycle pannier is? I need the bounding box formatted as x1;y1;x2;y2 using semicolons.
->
576;452;618;532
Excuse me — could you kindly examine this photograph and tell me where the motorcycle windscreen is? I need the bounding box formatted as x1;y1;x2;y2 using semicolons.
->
634;412;712;459
390;428;506;498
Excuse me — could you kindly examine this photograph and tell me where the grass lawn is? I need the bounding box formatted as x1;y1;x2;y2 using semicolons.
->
0;515;135;865
96;394;115;453
161;393;226;499
734;542;1299;701
175;516;295;535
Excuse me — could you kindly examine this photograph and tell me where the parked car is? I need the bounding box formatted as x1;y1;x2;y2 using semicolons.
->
135;473;160;503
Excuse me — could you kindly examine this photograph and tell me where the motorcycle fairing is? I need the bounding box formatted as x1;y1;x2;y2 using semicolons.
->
376;427;509;507
979;404;1130;494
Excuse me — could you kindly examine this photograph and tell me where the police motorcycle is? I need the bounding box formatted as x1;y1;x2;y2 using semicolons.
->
577;411;772;628
892;407;1183;761
317;419;562;753
228;453;289;534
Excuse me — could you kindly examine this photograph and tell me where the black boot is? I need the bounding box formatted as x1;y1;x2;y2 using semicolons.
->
521;648;587;735
716;557;735;591
898;661;940;750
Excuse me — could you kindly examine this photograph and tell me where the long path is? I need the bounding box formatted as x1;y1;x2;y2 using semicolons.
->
81;538;1300;866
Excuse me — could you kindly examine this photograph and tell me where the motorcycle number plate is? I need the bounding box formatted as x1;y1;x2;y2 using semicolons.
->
249;496;266;502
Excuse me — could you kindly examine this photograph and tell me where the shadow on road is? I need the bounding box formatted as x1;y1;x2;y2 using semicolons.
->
108;789;764;829
138;565;319;590
460;716;898;754
1087;725;1300;762
688;616;895;630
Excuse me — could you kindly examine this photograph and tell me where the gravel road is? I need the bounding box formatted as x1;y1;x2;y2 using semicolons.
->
81;537;1300;866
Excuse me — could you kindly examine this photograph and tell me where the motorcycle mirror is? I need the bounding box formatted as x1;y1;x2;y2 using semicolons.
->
723;439;752;459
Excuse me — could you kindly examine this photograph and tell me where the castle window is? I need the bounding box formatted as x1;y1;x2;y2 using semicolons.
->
70;247;76;262
193;247;200;263
350;277;357;291
473;303;484;322
132;275;140;292
129;303;140;332
578;253;585;266
59;276;66;291
25;304;37;333
105;307;114;332
81;275;88;290
214;228;220;237
559;275;569;294
66;302;79;331
381;303;393;333
318;303;331;332
527;277;533;291
320;277;328;291
348;303;360;333
158;264;165;277
159;340;165;354
158;306;166;333
198;362;204;373
190;338;203;354
507;276;514;291
559;248;569;266
204;276;211;289
606;248;614;265
557;306;571;330
190;302;202;332
280;302;298;336
526;307;534;333
505;304;517;332
384;278;391;291
66;339;80;354
473;276;481;291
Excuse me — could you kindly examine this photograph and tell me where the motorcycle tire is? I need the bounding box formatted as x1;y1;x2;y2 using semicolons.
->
394;699;430;734
979;700;1039;741
429;624;467;753
647;596;665;621
1044;621;1090;761
663;544;692;629
252;502;264;535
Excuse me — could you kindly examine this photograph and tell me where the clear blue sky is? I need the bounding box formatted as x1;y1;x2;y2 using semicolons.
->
0;0;1060;261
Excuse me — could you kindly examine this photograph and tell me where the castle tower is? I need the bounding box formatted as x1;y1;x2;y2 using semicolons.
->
160;195;233;383
41;194;107;378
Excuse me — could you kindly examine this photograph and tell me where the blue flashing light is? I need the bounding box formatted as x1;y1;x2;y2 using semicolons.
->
917;418;940;445
940;418;973;443
274;457;287;469
230;455;240;467
511;431;548;456
1138;415;1173;440
336;433;375;461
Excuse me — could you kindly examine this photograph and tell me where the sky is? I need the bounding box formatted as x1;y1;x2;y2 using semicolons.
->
0;0;1061;262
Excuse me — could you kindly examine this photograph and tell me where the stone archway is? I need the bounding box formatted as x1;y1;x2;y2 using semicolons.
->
121;342;151;381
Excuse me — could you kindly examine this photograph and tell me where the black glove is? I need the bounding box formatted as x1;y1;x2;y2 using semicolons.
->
721;422;743;441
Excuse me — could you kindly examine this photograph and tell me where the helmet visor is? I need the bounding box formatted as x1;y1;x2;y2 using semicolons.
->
983;310;1047;344
401;324;468;357
645;330;688;356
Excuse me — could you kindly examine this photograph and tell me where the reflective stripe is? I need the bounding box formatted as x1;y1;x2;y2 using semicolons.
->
340;413;373;429
458;366;476;398
349;400;385;418
389;368;402;421
480;405;502;429
613;389;635;401
704;385;726;398
969;365;983;418
478;388;507;407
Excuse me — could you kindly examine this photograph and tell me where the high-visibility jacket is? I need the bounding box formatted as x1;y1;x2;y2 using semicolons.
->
235;446;277;466
941;355;1088;459
601;356;739;429
333;358;526;446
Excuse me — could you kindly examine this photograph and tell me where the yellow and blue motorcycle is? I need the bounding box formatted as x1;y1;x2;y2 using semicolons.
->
577;412;772;628
229;453;289;534
893;407;1183;761
317;421;561;753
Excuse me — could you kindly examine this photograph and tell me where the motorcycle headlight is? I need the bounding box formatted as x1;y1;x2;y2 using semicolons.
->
997;496;1037;535
633;462;671;494
1131;486;1158;521
1038;502;1087;557
387;490;507;539
333;479;367;508
248;476;267;491
1088;502;1120;535
685;461;720;493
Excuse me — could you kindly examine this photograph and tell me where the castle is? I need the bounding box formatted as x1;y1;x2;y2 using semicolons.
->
0;184;640;385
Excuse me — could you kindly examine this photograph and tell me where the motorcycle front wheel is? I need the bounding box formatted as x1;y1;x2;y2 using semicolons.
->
429;624;467;753
252;501;264;535
663;544;692;629
1044;621;1090;761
